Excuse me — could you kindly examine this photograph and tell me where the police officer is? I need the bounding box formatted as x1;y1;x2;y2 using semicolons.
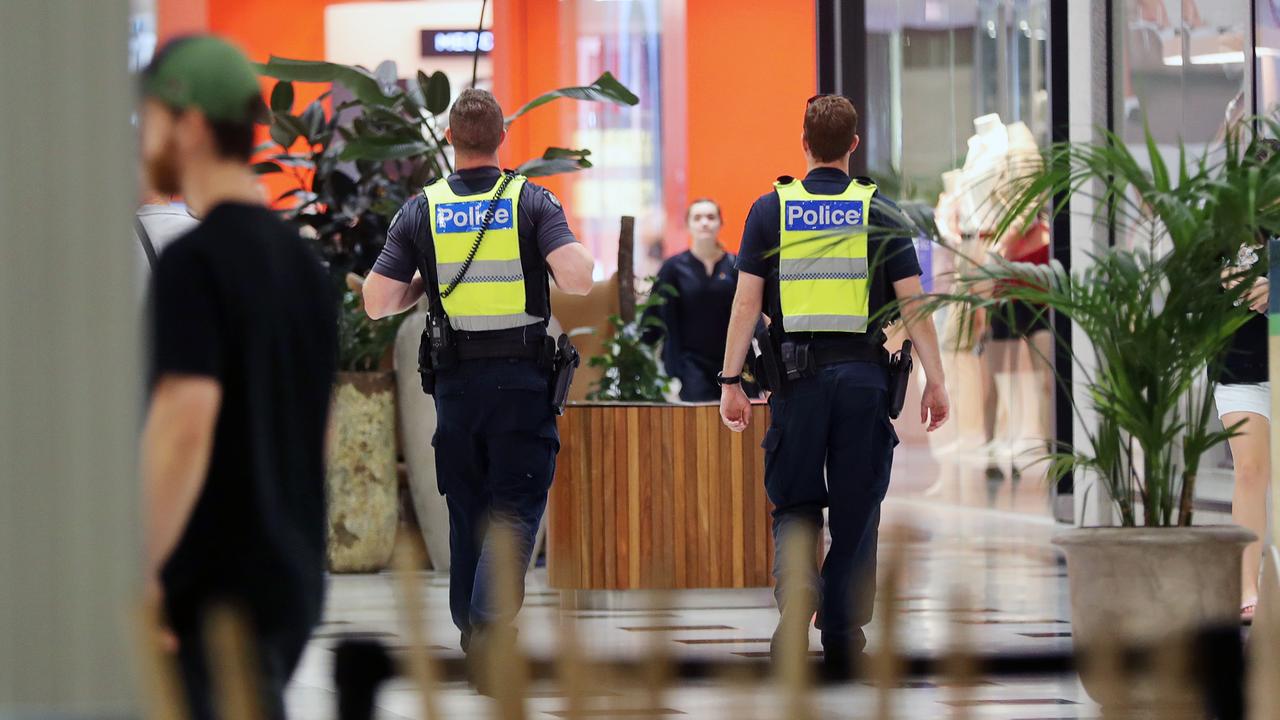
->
718;94;950;668
363;89;595;666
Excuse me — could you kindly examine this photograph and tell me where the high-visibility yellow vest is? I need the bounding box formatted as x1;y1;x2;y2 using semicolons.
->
424;174;540;332
775;176;877;334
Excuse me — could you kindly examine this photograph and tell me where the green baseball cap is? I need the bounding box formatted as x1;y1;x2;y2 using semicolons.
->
142;35;265;122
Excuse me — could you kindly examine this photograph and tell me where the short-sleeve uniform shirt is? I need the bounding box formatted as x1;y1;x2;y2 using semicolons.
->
372;167;577;286
736;167;922;344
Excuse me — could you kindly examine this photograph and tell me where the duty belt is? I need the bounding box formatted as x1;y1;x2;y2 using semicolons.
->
810;341;888;368
454;335;552;365
780;338;888;384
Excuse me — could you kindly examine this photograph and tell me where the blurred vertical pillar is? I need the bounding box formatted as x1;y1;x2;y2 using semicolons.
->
1067;0;1115;526
0;1;140;716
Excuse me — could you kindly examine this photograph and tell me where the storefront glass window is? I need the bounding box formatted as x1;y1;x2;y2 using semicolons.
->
1116;0;1251;152
1257;0;1280;114
567;0;664;276
863;1;1058;495
865;0;1050;202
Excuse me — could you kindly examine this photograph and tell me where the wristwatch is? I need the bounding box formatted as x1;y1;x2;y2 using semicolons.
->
716;372;742;386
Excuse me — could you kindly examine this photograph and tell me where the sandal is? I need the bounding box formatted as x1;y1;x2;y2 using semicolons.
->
1242;602;1257;626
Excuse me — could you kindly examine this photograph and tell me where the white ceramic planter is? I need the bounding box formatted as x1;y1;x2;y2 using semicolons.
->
326;371;399;573
395;306;451;571
1054;525;1255;707
395;308;556;573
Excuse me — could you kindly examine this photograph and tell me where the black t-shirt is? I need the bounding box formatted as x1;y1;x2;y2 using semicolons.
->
736;168;922;344
1217;243;1269;385
645;250;739;375
1221;313;1268;384
149;203;337;632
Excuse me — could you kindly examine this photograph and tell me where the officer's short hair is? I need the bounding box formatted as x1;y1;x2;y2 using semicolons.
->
449;89;505;155
804;95;859;163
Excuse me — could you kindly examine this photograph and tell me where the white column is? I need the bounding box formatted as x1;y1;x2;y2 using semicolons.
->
1068;0;1115;527
0;1;140;715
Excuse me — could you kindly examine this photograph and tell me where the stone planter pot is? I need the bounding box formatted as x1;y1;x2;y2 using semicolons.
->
1054;526;1255;707
326;371;399;573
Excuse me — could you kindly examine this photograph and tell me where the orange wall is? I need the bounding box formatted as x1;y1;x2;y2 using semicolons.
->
208;0;336;204
163;1;818;246
684;1;816;250
157;0;208;41
491;0;576;212
493;0;816;254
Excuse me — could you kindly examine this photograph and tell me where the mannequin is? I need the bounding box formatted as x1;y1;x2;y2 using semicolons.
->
932;115;1053;463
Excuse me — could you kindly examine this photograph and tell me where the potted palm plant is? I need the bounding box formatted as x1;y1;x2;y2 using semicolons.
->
926;122;1280;701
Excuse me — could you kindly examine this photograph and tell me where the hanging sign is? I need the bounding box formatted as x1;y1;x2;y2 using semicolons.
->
421;30;494;57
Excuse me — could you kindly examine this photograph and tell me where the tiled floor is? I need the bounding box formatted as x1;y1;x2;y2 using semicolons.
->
288;441;1101;718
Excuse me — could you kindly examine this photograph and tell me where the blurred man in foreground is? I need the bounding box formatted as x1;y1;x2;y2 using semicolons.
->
139;36;337;718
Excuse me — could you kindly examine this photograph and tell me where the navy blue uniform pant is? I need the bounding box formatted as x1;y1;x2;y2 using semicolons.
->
432;358;559;649
761;360;899;652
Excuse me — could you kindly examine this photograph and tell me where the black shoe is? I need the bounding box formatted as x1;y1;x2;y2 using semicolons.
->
821;631;867;678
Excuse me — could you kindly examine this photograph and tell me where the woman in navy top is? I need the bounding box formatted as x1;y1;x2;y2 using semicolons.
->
644;199;740;401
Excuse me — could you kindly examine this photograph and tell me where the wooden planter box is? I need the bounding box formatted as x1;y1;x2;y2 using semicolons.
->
547;402;773;590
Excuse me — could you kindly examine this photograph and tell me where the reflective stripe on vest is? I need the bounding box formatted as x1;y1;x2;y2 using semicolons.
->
424;175;541;332
776;177;877;334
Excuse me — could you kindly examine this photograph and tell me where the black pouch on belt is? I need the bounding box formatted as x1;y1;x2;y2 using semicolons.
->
781;341;815;381
550;334;580;415
417;330;437;396
887;340;913;419
418;310;458;396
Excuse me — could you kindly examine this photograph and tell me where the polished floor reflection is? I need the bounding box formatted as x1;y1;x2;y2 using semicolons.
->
288;440;1099;718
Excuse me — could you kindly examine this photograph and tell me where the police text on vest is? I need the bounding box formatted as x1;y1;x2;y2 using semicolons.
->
435;198;515;234
784;200;864;231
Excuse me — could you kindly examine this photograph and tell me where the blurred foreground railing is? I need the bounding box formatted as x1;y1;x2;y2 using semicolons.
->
331;625;1247;720
138;530;1280;720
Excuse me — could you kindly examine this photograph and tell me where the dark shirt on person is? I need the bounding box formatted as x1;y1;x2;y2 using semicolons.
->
1221;313;1268;384
149;202;338;633
371;167;577;283
736;167;922;345
644;249;739;387
1217;243;1269;385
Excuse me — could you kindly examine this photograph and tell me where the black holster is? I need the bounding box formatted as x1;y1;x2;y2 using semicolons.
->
417;330;437;395
550;334;580;415
749;319;784;393
418;311;458;396
887;340;913;419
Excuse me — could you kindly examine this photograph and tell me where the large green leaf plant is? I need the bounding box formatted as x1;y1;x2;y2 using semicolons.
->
252;57;637;371
254;57;637;281
921;121;1280;527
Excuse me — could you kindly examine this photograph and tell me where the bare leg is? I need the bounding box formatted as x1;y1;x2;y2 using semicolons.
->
1223;411;1270;606
985;339;1018;448
1027;330;1055;447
